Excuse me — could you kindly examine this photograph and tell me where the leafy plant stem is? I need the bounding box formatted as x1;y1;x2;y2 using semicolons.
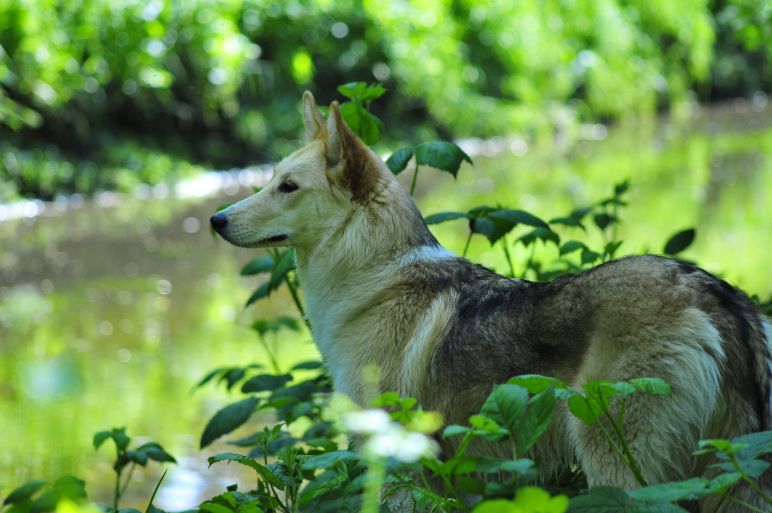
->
284;273;310;330
462;232;473;258
597;398;647;487
409;164;420;196
119;462;137;499
501;235;515;277
362;455;386;513
257;332;282;374
730;453;772;505
145;469;168;513
723;493;768;513
113;466;122;510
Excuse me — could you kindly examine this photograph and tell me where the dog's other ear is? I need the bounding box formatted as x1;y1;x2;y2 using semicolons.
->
325;101;379;201
302;91;324;142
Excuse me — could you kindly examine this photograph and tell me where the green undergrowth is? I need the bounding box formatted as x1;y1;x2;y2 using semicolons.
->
4;84;771;513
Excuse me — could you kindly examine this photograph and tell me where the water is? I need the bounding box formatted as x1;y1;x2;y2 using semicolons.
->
1;102;770;508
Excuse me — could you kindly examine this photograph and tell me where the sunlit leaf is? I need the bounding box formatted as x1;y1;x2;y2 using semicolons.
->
386;147;414;175
480;384;529;436
414;141;472;177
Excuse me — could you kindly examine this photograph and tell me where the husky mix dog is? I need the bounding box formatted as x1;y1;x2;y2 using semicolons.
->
211;92;772;511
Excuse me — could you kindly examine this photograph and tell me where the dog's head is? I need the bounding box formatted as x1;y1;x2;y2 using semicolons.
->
210;91;385;250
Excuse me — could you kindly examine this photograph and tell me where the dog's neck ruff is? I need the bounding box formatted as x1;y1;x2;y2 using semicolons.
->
395;244;456;267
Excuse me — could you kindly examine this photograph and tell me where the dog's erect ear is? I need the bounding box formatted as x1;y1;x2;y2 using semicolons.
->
325;101;343;165
302;91;324;142
325;101;380;201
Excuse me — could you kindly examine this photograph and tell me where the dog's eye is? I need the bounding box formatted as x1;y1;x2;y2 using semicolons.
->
278;181;299;193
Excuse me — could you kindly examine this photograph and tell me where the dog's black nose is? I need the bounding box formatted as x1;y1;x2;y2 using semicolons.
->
210;212;228;231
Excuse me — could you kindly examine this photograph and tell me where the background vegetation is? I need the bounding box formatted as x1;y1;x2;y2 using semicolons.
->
1;0;772;200
1;0;771;511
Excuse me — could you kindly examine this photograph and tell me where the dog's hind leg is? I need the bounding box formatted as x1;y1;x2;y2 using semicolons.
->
570;308;724;490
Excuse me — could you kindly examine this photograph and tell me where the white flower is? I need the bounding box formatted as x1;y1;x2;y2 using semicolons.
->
343;409;392;434
343;408;438;463
366;429;437;463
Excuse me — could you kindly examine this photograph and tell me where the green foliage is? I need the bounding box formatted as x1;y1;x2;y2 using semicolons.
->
3;0;768;200
2;476;86;513
91;428;175;511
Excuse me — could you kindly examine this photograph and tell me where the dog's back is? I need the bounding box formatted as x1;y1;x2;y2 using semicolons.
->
402;254;770;511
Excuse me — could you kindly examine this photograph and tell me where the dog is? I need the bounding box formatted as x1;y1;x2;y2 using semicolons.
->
210;91;772;511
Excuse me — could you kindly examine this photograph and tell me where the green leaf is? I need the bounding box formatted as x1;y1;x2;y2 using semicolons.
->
732;430;772;459
112;427;130;450
93;430;113;449
301;450;358;470
240;256;275;276
442;425;470;438
593;213;616;230
474;458;535;476
241;374;292;393
51;475;87;501
629;378;671;396
291;360;323;370
550;207;592;230
337;82;368;99
474;487;568;513
386;147;414;175
3;480;46;505
268;250;295;290
559;240;586;256
340;102;381;145
414;141;472;177
518;227;560;246
507;375;573;399
245;250;295;307
245;282;271;307
480;384;529;435
489;209;549;229
221;368;246;390
196;368;224;389
604;240;623;259
567;486;629;513
663;229;696;255
424;211;468;225
581;248;601;265
714;458;769;478
199;502;234;513
135;442;177;463
208;453;283;488
629;477;712;503
567;395;598;425
517;384;557;453
338;82;385;102
200;397;259;448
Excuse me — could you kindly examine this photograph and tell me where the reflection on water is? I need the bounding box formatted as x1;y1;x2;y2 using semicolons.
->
1;102;771;508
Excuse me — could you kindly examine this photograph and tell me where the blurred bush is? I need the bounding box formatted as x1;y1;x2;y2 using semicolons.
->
0;0;770;199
